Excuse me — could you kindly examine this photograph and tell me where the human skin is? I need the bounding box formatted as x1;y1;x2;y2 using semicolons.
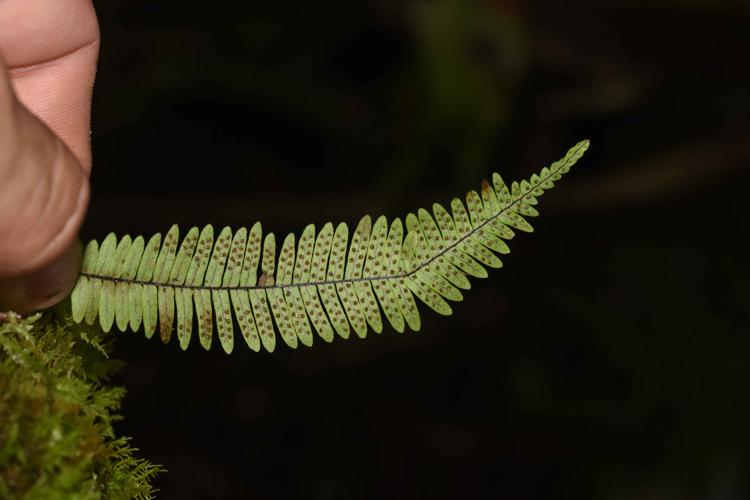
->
0;0;99;313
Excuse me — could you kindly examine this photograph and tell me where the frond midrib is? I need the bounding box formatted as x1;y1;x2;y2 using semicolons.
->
79;141;584;292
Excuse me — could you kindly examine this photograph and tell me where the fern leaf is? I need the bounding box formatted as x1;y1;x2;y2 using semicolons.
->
70;140;589;353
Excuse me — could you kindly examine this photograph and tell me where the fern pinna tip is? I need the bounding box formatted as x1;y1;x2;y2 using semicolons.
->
70;140;589;354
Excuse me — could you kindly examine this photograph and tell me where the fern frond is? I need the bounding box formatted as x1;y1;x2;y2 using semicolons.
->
70;140;589;353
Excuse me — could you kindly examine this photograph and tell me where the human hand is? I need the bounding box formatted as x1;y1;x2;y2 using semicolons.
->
0;0;99;313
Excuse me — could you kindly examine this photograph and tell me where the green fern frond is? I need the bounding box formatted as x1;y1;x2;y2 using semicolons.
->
70;140;589;353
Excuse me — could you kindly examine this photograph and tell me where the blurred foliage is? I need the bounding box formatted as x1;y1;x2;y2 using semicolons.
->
0;313;161;499
83;0;750;498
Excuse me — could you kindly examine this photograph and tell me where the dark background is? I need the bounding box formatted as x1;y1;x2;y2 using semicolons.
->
86;1;750;498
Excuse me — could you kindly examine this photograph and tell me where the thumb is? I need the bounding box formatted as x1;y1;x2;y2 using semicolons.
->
0;59;89;314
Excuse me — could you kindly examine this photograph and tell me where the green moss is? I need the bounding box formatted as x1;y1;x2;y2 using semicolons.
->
0;311;161;499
